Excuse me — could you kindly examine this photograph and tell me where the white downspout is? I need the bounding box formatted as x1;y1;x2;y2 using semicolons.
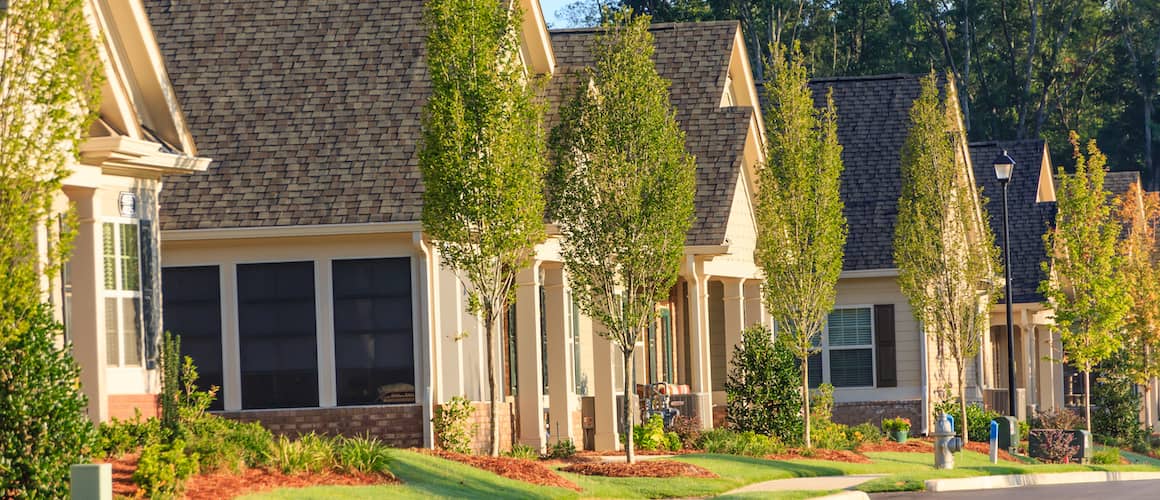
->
412;232;438;448
919;320;929;435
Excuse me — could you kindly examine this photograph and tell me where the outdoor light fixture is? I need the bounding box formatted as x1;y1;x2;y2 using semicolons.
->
993;149;1017;418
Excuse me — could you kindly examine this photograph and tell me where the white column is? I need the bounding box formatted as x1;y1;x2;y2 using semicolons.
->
543;266;576;444
515;264;546;452
1036;325;1057;411
722;278;745;375
592;321;621;451
743;280;764;330
685;260;713;429
221;263;242;411
65;187;107;422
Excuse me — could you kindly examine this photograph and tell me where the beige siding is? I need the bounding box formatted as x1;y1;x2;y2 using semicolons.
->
833;276;923;403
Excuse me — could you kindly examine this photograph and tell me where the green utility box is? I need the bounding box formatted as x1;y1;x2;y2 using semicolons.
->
992;416;1019;452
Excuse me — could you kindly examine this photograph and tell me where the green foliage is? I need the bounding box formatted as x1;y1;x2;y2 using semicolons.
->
0;0;103;341
1033;408;1083;430
669;415;702;450
502;444;539;460
1092;448;1122;465
1029;429;1079;464
160;332;182;433
754;42;846;450
934;399;1000;442
894;71;999;445
882;418;912;433
847;423;884;447
1042;133;1131;432
336;435;394;475
0;305;95;498
664;432;682;452
1092;353;1144;443
184;415;273;473
95;410;164;458
133;439;199;499
812;420;853;450
696;429;786;456
270;433;335;475
725;325;803;443
420;0;548;457
547;8;696;462
548;439;577;459
631;414;668;451
432;396;475;455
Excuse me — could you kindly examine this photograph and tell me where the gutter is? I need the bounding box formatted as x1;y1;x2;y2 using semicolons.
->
412;232;437;448
919;320;929;435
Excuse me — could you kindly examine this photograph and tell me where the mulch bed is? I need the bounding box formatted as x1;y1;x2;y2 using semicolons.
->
767;448;872;463
417;449;581;491
560;460;718;478
962;440;1019;462
575;449;691;457
857;439;932;453
98;453;397;499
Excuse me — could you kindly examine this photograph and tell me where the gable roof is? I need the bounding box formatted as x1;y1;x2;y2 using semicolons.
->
549;21;752;246
1105;171;1142;201
970;140;1056;304
803;74;934;271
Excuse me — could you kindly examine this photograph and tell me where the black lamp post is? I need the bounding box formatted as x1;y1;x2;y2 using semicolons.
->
993;149;1017;418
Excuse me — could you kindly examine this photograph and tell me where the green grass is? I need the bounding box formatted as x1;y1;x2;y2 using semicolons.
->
715;490;840;499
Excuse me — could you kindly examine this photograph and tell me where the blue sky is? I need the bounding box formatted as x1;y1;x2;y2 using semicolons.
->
539;0;573;28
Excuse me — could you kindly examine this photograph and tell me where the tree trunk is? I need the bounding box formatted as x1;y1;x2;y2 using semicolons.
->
623;348;636;464
1084;363;1092;434
1145;92;1154;189
960;368;970;445
802;357;812;448
485;309;500;457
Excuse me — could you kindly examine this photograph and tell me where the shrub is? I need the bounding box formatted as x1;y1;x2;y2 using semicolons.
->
697;429;785;456
1030;429;1080;463
846;423;883;447
1092;355;1143;443
725;326;802;443
0;305;95;498
337;435;393;475
95;410;164;458
271;433;335;474
184;415;273;472
548;438;577;459
664;432;682;451
669;415;701;450
1032;408;1083;430
632;414;668;451
882;417;911;432
432;396;475;454
502;443;538;460
934;399;1000;441
133;439;199;499
1091;448;1121;465
812;420;852;450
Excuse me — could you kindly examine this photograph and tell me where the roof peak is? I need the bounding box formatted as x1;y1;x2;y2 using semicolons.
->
549;19;738;35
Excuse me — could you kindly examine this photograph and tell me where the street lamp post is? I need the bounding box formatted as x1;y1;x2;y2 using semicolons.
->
993;150;1017;418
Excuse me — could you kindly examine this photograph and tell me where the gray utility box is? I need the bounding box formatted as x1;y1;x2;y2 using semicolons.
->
1028;429;1093;463
992;416;1019;452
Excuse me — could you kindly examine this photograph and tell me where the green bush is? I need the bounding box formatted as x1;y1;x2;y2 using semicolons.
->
725;326;803;443
631;414;668;451
432;396;475;454
548;438;577;459
664;431;682;451
133;439;199;499
337;435;393;475
812;419;852;450
0;305;95;498
270;433;335;474
696;429;785;456
846;423;883;447
502;443;539;459
1092;354;1144;444
1091;448;1121;465
95;410;164;458
184;415;273;472
934;399;1000;441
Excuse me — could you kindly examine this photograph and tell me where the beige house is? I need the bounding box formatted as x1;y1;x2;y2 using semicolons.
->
145;0;772;452
47;0;211;422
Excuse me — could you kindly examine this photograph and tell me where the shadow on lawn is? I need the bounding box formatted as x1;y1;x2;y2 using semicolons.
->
389;453;561;500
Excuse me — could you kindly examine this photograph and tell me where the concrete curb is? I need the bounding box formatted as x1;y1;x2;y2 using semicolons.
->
925;471;1160;492
811;491;870;500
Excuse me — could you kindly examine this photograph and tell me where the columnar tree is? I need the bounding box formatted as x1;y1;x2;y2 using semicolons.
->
1113;180;1160;428
894;72;998;444
420;0;548;457
754;44;846;448
1041;132;1130;433
548;9;696;464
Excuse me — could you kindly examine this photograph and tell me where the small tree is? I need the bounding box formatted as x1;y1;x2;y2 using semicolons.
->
894;72;998;445
1041;133;1130;433
1113;181;1160;427
725;325;803;443
548;9;696;463
754;44;846;448
420;0;548;456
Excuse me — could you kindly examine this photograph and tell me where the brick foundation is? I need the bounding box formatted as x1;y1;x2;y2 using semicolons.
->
217;405;423;448
831;400;923;431
108;394;159;421
457;401;516;455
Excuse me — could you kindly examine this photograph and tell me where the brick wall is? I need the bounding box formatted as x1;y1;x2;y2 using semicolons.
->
831;400;923;432
217;405;423;447
108;394;159;421
459;401;516;455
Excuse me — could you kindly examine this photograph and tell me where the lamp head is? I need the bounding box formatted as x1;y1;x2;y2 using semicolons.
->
993;149;1016;183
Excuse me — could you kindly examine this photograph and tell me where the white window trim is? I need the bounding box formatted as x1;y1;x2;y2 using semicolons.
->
817;305;877;389
103;217;142;368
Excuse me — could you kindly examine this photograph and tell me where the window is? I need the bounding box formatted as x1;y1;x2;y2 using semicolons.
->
162;266;224;410
103;221;141;366
237;262;318;409
332;258;414;406
802;307;875;388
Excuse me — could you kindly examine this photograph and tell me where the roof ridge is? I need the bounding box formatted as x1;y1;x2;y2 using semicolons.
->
807;73;923;84
549;19;737;35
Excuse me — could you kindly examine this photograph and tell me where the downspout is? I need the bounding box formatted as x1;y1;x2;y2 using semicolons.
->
412;232;438;448
919;320;929;435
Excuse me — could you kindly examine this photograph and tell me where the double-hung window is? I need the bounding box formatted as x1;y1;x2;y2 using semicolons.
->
103;221;142;367
806;307;876;388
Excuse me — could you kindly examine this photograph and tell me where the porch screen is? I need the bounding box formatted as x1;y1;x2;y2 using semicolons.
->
237;261;318;409
161;266;223;410
332;258;414;405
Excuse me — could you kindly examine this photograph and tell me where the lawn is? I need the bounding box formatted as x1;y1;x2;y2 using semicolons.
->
242;448;1160;499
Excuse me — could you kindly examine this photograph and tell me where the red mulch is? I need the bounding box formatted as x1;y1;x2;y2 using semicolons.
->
97;453;396;499
857;439;932;453
560;460;718;478
417;449;580;491
575;449;691;457
767;448;872;463
963;440;1019;462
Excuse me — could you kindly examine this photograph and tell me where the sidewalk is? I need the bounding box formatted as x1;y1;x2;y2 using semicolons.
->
723;474;885;494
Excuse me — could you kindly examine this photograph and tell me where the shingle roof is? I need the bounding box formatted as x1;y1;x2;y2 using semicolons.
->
549;22;750;246
803;74;930;271
1105;171;1141;201
970;140;1056;304
147;0;429;230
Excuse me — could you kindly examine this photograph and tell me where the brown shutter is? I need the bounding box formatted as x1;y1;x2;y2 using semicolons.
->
874;304;897;387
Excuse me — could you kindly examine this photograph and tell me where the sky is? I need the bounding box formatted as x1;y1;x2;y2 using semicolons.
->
539;0;573;28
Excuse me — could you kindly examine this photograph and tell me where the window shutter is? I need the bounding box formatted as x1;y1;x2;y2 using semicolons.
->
139;220;162;369
874;304;896;388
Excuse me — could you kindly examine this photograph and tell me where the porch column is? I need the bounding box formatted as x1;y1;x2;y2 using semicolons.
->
743;280;764;331
592;322;621;450
64;187;107;422
1020;319;1036;413
543;265;576;445
515;264;546;452
721;278;745;376
685;260;713;429
1036;326;1057;411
